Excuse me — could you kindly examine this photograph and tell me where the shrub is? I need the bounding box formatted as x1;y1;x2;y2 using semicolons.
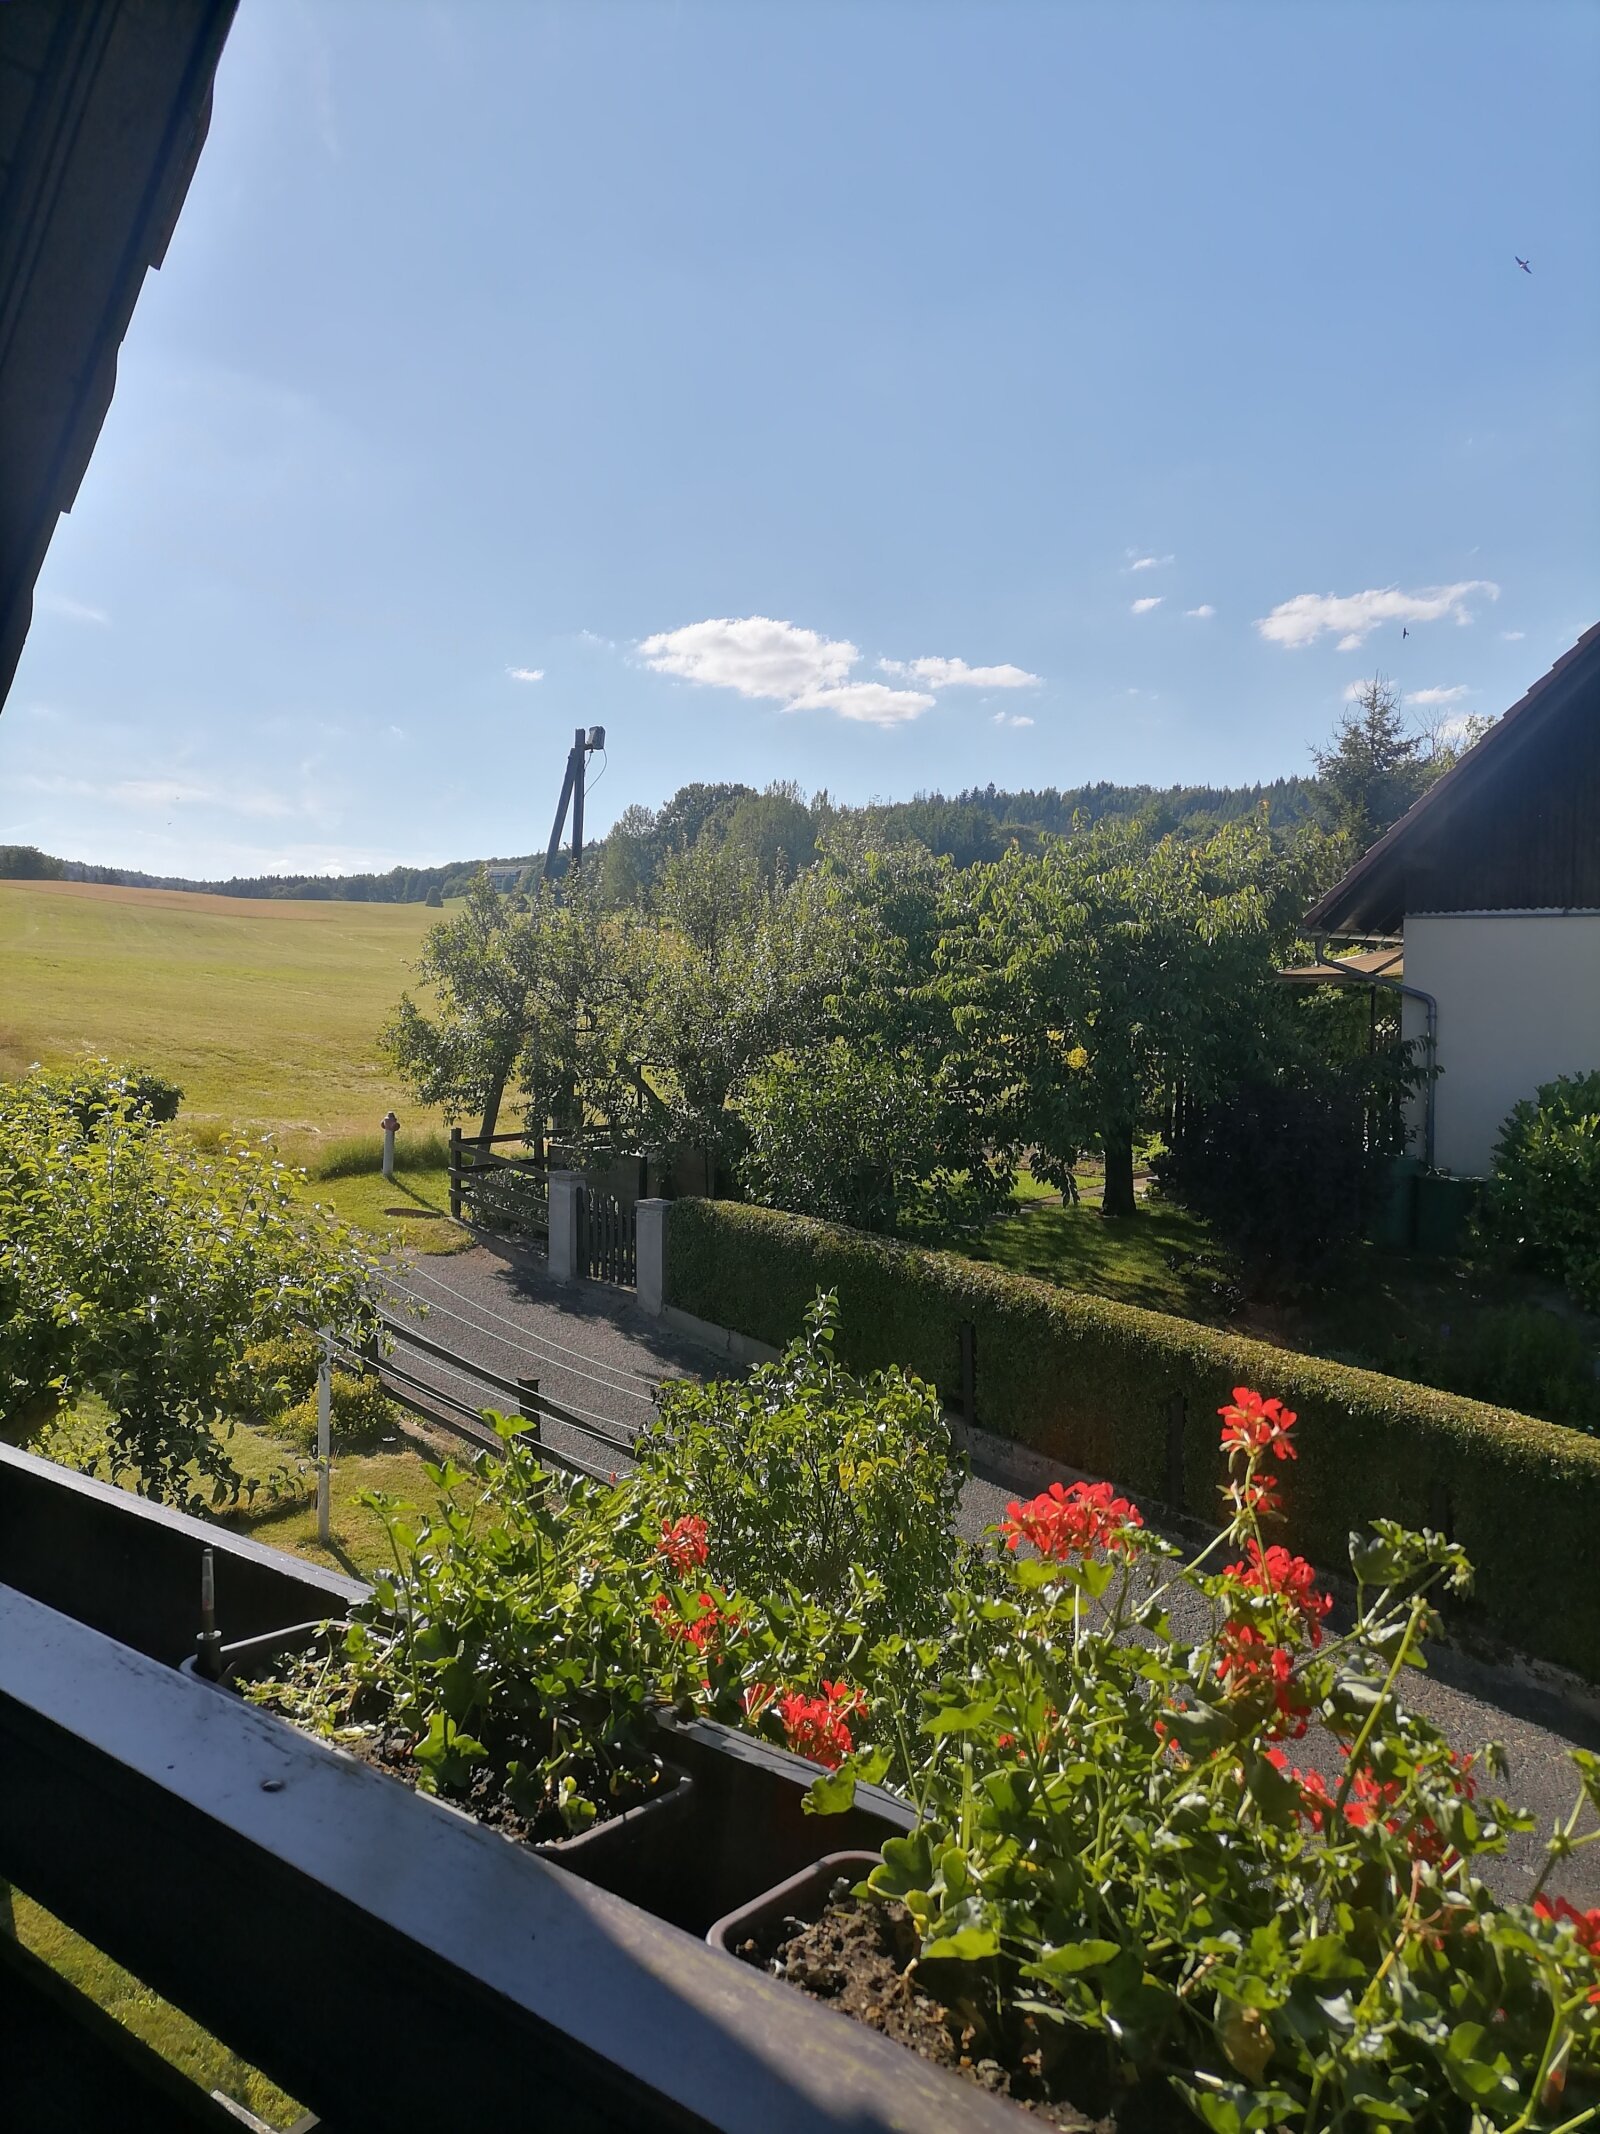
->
735;1041;946;1235
666;1199;1600;1679
634;1292;963;1641
1482;1070;1600;1311
274;1369;402;1455
24;1058;184;1127
226;1333;322;1424
0;1069;379;1508
1387;1302;1600;1435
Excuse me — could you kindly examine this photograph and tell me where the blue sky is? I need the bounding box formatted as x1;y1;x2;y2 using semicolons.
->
4;0;1596;877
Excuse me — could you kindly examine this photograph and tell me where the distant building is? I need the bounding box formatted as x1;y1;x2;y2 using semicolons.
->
1304;622;1600;1177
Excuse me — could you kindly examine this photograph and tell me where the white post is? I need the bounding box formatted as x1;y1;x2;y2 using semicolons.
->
316;1330;333;1547
547;1170;584;1282
635;1198;670;1317
381;1110;399;1180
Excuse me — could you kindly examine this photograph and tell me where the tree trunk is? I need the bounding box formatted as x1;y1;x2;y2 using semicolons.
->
1101;1115;1136;1220
478;1054;512;1143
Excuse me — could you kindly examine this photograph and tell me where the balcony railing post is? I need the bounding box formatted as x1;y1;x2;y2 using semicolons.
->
316;1331;333;1547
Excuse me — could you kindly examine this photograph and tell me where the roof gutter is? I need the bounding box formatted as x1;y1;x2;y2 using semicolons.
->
1310;937;1437;1172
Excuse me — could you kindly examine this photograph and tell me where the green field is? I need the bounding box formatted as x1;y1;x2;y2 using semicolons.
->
0;879;443;1147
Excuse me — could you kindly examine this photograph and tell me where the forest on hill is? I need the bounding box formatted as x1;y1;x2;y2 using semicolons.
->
0;771;1323;906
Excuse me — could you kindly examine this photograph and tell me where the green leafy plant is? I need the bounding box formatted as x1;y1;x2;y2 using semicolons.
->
274;1369;403;1456
1483;1072;1600;1313
0;1069;379;1508
265;1428;709;1837
840;1388;1600;2128
634;1291;965;1642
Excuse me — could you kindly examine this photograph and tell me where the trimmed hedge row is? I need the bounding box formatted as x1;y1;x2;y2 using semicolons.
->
666;1199;1600;1683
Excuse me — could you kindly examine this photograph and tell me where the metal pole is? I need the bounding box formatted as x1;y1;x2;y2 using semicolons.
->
570;725;586;870
449;1125;462;1221
382;1110;399;1180
316;1332;333;1547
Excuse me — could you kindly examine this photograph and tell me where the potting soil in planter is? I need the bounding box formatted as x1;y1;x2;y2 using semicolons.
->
733;1878;1170;2134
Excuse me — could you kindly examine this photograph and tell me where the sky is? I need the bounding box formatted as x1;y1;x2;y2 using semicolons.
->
3;0;1597;878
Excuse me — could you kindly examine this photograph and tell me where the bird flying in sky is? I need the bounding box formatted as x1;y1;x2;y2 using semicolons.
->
1516;256;1533;273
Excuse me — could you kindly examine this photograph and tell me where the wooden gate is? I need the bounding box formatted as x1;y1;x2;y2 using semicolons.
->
582;1189;636;1286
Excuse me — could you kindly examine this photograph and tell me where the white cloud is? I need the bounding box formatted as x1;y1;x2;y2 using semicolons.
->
879;655;1040;689
1128;554;1174;572
1255;580;1499;651
1406;685;1471;707
1130;596;1163;616
639;615;858;702
1185;604;1216;619
507;666;545;683
990;711;1035;729
1501;629;1525;641
638;614;1035;726
39;592;110;626
789;681;935;726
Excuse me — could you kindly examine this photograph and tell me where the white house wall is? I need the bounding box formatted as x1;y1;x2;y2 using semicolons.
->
1399;912;1600;1177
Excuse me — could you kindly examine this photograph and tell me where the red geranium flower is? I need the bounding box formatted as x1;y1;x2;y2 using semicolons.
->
777;1681;867;1770
1219;1387;1298;1464
1535;1894;1600;2001
1223;1541;1333;1646
999;1480;1144;1562
652;1588;736;1652
1216;1621;1310;1738
657;1514;709;1576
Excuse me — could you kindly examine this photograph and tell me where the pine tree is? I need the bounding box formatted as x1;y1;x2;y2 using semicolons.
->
1313;675;1428;846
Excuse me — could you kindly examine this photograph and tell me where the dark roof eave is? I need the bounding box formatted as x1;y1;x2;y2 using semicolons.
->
1303;620;1600;938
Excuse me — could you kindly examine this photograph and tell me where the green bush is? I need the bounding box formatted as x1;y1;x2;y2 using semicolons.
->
24;1058;183;1127
1482;1070;1600;1311
666;1199;1600;1679
275;1369;402;1455
226;1333;322;1423
634;1291;963;1641
1385;1303;1600;1434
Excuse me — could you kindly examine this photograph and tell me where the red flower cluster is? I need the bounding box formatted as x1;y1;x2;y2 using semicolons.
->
1219;1387;1298;1464
1535;1895;1600;2001
1216;1622;1311;1738
778;1681;867;1771
657;1514;710;1576
651;1589;736;1653
1268;1747;1478;1864
999;1480;1144;1562
1223;1541;1333;1647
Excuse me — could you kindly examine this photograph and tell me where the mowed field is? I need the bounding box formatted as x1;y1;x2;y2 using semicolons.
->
0;879;444;1144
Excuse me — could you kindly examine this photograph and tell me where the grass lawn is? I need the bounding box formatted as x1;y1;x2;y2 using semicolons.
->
0;878;445;1144
1;1882;306;2128
23;1398;478;1581
303;1156;475;1258
955;1191;1234;1319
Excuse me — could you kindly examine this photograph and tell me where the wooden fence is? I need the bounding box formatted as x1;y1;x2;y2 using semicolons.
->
447;1127;549;1231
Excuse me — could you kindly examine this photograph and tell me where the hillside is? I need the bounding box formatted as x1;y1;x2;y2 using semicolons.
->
0;879;442;1144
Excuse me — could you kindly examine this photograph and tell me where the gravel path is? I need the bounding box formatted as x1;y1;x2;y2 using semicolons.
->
381;1237;1600;1906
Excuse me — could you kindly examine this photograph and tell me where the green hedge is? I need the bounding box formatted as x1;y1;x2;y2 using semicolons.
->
667;1199;1600;1682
